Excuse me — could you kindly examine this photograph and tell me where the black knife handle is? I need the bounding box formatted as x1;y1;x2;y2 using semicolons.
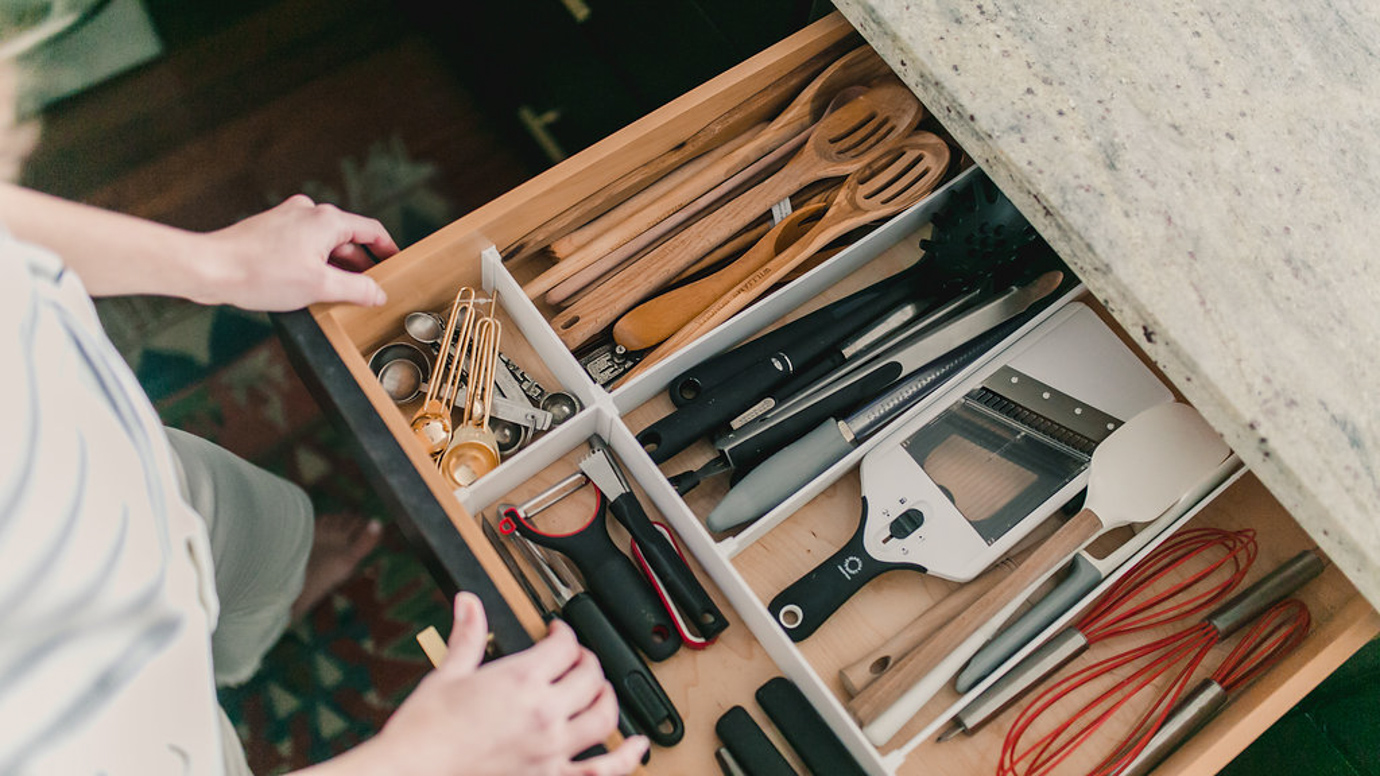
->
666;260;928;407
715;706;796;776
503;503;682;661
767;499;917;642
638;352;801;463
563;592;684;747
756;677;866;776
607;492;729;640
666;282;888;406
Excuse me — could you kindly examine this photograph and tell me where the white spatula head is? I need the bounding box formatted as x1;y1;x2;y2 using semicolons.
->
1085;402;1232;531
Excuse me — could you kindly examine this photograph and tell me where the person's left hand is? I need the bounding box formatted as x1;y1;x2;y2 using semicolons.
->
201;194;400;311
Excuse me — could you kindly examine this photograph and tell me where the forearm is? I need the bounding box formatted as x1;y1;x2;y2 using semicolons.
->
0;183;223;302
1;185;394;311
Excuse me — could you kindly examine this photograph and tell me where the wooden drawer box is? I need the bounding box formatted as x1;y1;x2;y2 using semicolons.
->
276;13;1379;775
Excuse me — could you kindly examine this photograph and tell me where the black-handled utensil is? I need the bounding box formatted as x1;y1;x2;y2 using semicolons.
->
579;439;729;640
767;498;916;641
665;266;903;406
756;677;867;776
715;706;797;776
499;486;682;661
479;517;653;762
641;270;948;463
706;294;1046;531
672;359;903;504
504;527;686;748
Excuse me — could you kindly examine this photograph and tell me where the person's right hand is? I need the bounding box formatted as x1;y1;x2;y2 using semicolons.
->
364;592;647;776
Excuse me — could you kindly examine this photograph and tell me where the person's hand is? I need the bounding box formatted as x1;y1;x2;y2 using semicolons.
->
360;592;647;776
200;194;400;311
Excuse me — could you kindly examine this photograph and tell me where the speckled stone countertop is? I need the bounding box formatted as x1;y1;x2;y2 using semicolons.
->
833;1;1380;607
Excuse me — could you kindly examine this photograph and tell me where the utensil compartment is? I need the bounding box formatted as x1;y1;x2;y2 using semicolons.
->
299;12;1378;776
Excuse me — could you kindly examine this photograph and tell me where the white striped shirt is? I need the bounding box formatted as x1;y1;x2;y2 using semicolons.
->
0;228;226;775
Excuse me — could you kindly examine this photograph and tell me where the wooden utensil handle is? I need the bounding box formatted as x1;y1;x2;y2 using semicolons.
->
527;123;767;300
629;227;832;378
848;508;1104;732
500;40;848;263
550;124;758;260
612;209;806;350
551;164;817;349
839;559;1017;696
549;122;807;289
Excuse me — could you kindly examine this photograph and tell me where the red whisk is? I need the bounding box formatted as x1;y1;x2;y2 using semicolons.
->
1115;598;1311;776
997;550;1322;776
942;527;1258;740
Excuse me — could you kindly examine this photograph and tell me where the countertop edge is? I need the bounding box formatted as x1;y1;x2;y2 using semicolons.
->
833;0;1380;611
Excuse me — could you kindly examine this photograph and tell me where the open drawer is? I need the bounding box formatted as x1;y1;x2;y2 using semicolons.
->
275;12;1380;776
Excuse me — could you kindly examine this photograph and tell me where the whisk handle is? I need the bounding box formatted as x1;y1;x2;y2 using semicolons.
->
1206;551;1324;638
1118;679;1229;776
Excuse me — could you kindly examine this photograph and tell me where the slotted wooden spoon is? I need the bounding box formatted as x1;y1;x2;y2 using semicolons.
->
628;131;951;376
524;45;891;298
550;80;925;349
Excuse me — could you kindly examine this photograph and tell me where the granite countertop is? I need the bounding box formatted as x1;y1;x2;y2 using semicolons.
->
833;0;1380;608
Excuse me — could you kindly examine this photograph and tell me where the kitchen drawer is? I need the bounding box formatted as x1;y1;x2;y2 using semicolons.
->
276;12;1379;775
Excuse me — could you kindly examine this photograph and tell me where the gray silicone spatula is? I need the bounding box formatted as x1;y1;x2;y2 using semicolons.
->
847;401;1233;745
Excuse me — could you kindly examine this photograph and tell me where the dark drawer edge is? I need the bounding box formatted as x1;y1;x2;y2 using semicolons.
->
272;309;534;657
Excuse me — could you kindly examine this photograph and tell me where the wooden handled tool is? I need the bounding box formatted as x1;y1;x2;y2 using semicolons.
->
549;80;925;350
500;36;856;264
539;123;767;268
848;402;1234;746
529;45;892;294
631;131;951;376
839;558;1018;696
543;134;795;306
612;204;826;351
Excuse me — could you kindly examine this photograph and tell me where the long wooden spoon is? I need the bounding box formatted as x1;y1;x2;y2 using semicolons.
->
525;46;892;296
630;131;951;375
848;402;1234;746
613;204;828;350
551;80;925;349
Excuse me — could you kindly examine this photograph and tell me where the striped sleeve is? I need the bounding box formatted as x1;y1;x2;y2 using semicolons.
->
0;236;180;773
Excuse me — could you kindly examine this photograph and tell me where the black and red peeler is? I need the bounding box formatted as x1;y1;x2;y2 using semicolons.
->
498;472;683;661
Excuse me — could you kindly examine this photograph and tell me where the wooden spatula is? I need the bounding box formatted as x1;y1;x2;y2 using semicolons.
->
549;80;925;350
631;131;951;374
848;401;1233;746
612;204;828;350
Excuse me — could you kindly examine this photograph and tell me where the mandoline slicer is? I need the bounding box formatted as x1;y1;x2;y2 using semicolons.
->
767;302;1174;641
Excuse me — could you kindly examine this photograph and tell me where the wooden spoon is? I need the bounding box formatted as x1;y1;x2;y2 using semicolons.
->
535;122;767;271
542;125;798;305
613;204;828;351
631;131;952;375
551;80;925;350
849;402;1234;746
500;36;856;264
524;45;892;294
